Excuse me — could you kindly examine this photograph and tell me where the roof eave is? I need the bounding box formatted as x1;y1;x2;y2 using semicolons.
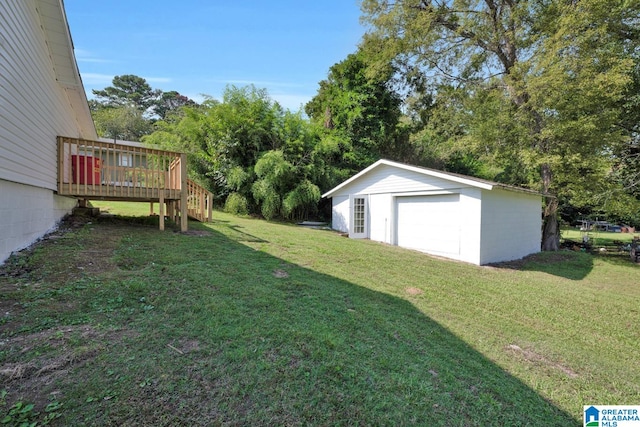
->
37;0;97;140
321;159;495;198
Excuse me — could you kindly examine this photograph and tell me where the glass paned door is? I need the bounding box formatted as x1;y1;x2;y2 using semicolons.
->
350;196;368;238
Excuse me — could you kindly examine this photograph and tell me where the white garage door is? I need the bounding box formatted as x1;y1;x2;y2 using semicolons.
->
396;194;461;255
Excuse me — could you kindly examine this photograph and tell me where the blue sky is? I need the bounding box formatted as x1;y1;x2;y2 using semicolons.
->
64;1;366;112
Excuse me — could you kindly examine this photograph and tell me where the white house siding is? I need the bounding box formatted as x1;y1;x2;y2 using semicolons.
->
479;189;541;264
0;0;95;263
331;195;350;233
333;163;467;196
456;188;483;264
368;193;393;243
0;0;85;189
0;180;77;262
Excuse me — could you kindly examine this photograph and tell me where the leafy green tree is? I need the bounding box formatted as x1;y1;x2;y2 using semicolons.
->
613;57;640;202
92;74;160;112
153;91;197;120
361;0;638;250
144;86;324;220
91;75;196;141
305;51;409;172
93;105;151;141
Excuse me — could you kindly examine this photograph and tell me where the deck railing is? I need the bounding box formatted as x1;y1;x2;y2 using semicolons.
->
187;179;213;223
57;136;184;200
57;136;213;231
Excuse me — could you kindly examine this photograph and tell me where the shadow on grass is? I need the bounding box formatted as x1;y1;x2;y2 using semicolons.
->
592;251;640;267
489;250;594;280
1;216;579;426
215;223;269;243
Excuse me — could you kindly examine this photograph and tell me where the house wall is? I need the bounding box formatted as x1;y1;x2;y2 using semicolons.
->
479;189;541;264
0;0;92;263
369;193;393;243
457;188;483;265
0;0;86;189
0;180;78;262
331;195;350;233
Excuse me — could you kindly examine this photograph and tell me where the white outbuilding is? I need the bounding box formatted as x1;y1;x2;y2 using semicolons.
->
322;159;542;265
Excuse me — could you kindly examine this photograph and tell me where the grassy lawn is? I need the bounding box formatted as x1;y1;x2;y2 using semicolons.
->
1;206;638;426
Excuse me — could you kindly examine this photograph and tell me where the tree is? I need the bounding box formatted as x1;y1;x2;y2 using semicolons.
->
92;105;151;141
153;91;197;120
361;0;638;250
144;86;325;220
305;51;408;172
614;54;640;198
91;75;199;141
92;74;160;112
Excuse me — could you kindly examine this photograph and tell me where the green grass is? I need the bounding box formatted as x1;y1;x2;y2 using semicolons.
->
1;206;638;426
90;200;153;217
561;226;639;247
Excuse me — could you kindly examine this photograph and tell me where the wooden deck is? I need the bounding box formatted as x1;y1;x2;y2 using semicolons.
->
57;136;213;231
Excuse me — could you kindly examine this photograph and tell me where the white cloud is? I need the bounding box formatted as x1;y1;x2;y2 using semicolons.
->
210;79;305;89
74;49;112;63
144;77;173;84
79;73;171;86
80;73;115;85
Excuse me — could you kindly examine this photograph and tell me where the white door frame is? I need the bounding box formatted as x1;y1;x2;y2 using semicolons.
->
349;194;369;239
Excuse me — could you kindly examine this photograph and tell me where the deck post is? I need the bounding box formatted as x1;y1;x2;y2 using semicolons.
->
207;193;213;222
57;136;64;191
180;153;188;232
199;189;205;222
159;192;165;231
170;201;175;223
149;202;154;216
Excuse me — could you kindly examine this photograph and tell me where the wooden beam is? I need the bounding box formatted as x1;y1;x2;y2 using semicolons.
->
207;193;213;222
159;192;165;231
180;153;188;232
57;136;64;193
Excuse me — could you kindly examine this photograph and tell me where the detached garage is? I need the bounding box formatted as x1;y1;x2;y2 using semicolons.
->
322;159;542;265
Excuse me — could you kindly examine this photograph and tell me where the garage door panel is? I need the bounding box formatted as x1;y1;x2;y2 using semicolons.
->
396;195;460;255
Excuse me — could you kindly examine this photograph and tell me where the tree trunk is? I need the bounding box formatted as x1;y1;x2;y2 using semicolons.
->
540;163;559;251
541;197;559;251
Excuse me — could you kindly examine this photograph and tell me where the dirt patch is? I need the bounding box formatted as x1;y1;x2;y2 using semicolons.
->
0;325;137;409
0;215;121;283
168;339;201;355
273;269;289;278
505;344;578;378
405;287;423;296
180;339;201;353
1;325;136;362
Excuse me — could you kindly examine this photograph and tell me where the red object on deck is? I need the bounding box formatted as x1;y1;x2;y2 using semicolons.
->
71;155;101;185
